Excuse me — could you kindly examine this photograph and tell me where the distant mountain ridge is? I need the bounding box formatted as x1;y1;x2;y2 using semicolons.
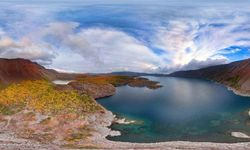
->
110;71;166;77
2;58;250;96
169;58;250;96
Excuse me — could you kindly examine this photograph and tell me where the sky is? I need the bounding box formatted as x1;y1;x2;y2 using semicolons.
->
0;0;250;73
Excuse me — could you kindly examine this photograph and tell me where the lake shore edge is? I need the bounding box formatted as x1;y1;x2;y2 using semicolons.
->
1;108;250;150
228;86;250;97
86;107;250;150
0;83;250;149
87;80;250;149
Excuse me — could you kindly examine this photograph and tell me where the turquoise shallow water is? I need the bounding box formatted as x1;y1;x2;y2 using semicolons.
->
98;77;250;143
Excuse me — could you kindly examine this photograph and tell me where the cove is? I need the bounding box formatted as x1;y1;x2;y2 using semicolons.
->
98;77;250;143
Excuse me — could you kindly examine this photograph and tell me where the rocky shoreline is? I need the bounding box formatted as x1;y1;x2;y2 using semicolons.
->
227;86;250;97
83;108;250;150
72;78;250;149
1;109;250;150
85;82;250;149
1;77;250;149
0;88;250;150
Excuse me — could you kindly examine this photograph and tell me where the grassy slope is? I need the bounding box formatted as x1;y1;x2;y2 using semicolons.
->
0;80;102;115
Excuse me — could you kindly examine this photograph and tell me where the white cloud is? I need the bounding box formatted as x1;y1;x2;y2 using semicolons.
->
1;1;250;73
0;21;165;73
0;36;56;65
153;13;250;72
70;28;164;72
154;20;199;66
39;23;165;73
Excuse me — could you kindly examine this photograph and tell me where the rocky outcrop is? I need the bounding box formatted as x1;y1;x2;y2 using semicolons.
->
0;108;116;149
69;82;116;99
66;76;161;99
231;132;250;139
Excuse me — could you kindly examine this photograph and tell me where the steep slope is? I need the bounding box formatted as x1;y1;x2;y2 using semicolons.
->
169;58;250;96
0;58;78;84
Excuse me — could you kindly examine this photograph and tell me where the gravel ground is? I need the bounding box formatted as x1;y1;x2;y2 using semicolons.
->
0;110;250;150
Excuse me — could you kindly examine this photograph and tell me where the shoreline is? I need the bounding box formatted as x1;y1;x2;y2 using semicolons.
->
88;109;250;149
1;79;250;149
215;78;250;98
88;81;250;149
1;109;249;149
227;86;250;97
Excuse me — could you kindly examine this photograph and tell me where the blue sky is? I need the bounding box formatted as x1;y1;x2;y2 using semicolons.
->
0;0;250;73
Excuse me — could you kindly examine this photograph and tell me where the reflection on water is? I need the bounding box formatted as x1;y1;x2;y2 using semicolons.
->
98;77;250;143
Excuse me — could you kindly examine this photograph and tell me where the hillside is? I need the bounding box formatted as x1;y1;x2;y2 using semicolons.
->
109;71;166;77
0;58;58;84
169;58;250;96
0;58;81;84
0;58;163;149
0;58;162;98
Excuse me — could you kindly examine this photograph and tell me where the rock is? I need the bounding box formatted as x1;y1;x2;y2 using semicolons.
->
114;118;136;124
109;130;121;137
69;82;116;99
231;132;250;139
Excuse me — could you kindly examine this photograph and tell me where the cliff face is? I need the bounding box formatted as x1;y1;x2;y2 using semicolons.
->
169;58;250;95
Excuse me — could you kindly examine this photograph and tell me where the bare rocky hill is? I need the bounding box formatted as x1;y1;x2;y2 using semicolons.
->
170;58;250;96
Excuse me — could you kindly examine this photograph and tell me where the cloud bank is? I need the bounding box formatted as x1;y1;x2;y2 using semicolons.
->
0;1;250;73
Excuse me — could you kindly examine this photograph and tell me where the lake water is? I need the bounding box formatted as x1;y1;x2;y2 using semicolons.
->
52;80;72;85
98;77;250;143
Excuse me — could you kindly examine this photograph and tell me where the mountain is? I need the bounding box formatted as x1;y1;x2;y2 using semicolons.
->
0;58;79;84
109;71;166;77
169;58;250;96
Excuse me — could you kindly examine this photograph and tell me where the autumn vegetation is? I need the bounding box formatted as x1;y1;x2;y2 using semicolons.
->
0;80;102;115
76;75;162;89
0;59;162;148
76;75;133;86
0;75;161;115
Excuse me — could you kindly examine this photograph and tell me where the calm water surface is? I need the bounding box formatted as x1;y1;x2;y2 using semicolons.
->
98;77;250;143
